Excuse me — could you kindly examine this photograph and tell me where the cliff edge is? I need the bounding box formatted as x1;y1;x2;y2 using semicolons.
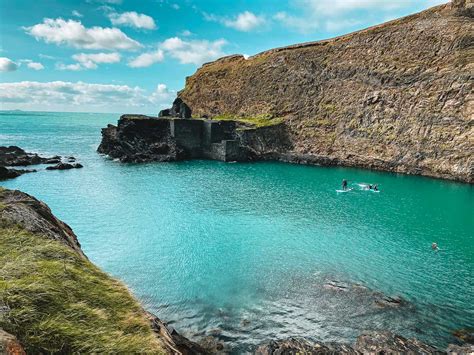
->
0;187;205;354
179;1;473;183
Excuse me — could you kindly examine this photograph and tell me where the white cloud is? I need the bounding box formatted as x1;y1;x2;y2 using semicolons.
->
0;57;19;72
150;84;174;104
160;37;227;65
72;10;83;18
297;0;436;15
205;11;266;32
56;52;120;70
180;30;192;36
25;18;141;50
20;60;45;70
108;11;157;30
56;63;83;71
128;49;164;68
223;11;266;32
0;81;173;113
273;12;319;33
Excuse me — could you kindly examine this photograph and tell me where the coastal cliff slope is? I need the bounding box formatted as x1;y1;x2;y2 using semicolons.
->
0;187;204;354
179;1;473;182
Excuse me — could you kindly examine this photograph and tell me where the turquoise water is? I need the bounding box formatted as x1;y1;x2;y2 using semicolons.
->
1;111;473;351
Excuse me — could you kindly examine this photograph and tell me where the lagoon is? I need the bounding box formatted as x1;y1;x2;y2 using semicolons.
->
1;111;473;352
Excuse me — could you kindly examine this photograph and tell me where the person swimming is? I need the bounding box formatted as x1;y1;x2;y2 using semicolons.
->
374;184;378;191
432;242;439;251
342;179;348;190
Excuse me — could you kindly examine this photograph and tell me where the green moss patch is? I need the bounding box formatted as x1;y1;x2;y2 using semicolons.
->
211;113;284;128
0;225;164;354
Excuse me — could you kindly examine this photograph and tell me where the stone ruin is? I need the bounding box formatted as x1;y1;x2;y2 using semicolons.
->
159;98;192;119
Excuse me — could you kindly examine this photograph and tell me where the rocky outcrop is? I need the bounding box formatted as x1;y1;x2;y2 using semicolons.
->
179;1;473;183
0;166;35;181
98;114;290;163
159;98;193;119
0;146;82;180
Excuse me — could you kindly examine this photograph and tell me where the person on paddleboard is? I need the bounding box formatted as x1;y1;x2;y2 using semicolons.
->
432;242;439;251
342;179;348;190
374;184;378;191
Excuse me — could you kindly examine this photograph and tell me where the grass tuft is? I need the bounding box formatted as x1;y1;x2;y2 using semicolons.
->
0;225;165;354
211;113;284;128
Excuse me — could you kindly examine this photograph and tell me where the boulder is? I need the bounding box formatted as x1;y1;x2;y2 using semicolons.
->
354;331;440;354
45;163;83;170
170;98;184;116
158;109;171;117
0;329;26;355
179;102;192;118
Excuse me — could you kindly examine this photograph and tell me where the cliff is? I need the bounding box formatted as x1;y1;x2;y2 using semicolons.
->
179;1;473;183
0;187;205;354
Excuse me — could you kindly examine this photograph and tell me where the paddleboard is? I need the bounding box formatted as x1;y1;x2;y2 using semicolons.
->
336;188;353;193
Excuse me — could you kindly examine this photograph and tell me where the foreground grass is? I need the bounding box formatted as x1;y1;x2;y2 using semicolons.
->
0;224;164;354
210;113;284;128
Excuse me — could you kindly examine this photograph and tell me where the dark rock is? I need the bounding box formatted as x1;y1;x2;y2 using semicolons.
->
199;336;225;353
374;295;406;308
46;163;83;170
179;101;192;118
67;156;76;162
0;146;59;167
45;158;61;164
170;97;184;116
159;108;171;117
0;166;36;181
147;312;208;354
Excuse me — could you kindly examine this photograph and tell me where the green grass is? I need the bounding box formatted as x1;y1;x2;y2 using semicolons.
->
211;113;284;128
0;223;165;354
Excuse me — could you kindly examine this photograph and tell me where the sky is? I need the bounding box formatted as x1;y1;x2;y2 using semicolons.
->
0;0;446;113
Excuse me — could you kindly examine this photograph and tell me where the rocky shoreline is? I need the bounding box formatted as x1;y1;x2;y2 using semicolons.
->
0;146;83;180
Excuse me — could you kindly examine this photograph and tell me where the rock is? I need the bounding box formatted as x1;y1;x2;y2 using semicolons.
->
374;295;406;308
453;329;474;344
179;3;473;183
0;189;84;256
179;101;192;118
354;331;440;354
447;343;474;354
44;158;61;164
159;108;171;117
199;336;225;353
67;156;76;162
146;312;208;354
0;329;26;355
170;98;184;116
0;146;59;167
255;338;357;354
45;163;83;170
0;166;35;181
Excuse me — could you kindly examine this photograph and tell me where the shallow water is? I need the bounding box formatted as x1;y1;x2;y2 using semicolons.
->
1;111;473;352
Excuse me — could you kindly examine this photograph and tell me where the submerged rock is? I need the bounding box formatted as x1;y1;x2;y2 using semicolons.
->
256;337;357;354
354;331;440;354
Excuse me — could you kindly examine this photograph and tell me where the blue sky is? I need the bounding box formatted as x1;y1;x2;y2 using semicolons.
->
0;0;445;113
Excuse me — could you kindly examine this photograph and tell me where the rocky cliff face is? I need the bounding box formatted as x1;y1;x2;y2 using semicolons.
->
179;1;473;183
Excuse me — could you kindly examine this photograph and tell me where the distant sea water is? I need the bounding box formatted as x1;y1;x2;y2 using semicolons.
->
1;110;473;352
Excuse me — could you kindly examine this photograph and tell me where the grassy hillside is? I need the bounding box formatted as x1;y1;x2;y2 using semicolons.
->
0;221;165;354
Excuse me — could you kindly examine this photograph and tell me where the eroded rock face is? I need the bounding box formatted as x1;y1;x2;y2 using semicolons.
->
0;189;85;256
0;166;35;181
179;2;473;183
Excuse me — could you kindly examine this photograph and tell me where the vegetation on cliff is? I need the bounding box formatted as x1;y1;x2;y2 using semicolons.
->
0;188;165;354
